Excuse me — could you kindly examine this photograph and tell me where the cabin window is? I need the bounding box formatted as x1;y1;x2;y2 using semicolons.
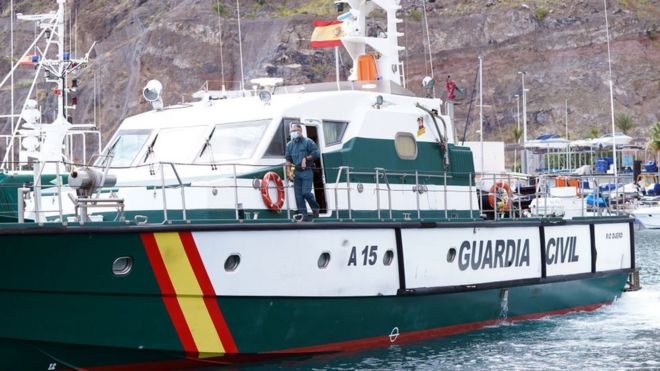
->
323;120;348;146
98;129;152;167
198;120;269;163
394;132;417;160
145;126;206;163
264;118;299;157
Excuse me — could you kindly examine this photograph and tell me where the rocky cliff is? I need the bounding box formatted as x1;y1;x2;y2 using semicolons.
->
0;0;658;155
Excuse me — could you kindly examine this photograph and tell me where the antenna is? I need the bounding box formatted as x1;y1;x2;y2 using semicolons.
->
10;0;15;170
93;71;97;127
421;1;434;81
603;0;617;179
75;8;78;58
236;0;245;92
479;56;483;175
216;0;225;89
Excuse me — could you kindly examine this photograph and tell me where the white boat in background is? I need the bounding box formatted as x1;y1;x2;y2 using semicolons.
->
525;134;570;151
569;133;633;149
632;205;660;229
591;132;633;148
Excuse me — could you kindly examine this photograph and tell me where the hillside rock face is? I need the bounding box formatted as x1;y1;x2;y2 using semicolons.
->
0;0;658;154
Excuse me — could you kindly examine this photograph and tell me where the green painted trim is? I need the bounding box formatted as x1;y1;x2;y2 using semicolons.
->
0;173;68;222
323;139;475;186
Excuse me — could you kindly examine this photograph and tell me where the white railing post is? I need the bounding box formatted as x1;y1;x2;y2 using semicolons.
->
55;161;64;224
493;174;498;221
415;170;420;220
17;188;27;223
346;167;352;219
160;162;168;222
33;162;43;224
444;171;448;220
233;164;239;220
580;175;585;217
283;164;291;220
375;168;381;220
508;173;512;220
168;163;187;221
469;173;473;219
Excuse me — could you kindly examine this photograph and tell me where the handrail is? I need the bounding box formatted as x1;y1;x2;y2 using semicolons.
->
160;163;168;222
8;159;644;225
168;162;187;221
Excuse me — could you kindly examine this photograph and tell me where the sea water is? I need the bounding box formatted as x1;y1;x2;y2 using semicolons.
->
245;229;659;370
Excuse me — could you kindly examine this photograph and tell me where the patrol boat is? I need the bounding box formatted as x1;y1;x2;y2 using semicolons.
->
0;0;638;369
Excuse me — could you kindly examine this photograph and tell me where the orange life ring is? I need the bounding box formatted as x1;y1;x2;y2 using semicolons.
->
488;181;512;211
261;171;285;212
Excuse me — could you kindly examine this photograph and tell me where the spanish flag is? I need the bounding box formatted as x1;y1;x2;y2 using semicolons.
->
18;54;37;66
310;20;345;48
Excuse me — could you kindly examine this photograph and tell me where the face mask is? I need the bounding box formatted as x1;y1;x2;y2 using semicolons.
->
290;131;300;139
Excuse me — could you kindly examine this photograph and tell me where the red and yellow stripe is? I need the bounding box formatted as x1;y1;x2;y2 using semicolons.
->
141;231;237;356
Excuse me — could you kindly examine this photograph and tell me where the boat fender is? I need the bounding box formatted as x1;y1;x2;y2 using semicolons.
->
488;181;512;211
261;171;285;212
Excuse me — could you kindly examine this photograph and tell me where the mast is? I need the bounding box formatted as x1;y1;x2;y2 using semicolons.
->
479;56;484;175
603;0;617;178
341;0;404;85
0;0;93;170
57;0;66;120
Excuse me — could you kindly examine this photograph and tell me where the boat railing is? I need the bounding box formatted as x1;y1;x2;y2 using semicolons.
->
529;172;639;218
7;160;646;225
0;128;102;172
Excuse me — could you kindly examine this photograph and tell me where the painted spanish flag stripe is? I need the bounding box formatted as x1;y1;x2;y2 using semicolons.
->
142;232;235;356
179;231;237;353
141;233;198;354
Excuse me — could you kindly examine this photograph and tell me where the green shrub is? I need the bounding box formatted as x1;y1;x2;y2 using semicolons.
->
648;24;658;40
409;8;422;22
213;3;227;17
535;7;549;21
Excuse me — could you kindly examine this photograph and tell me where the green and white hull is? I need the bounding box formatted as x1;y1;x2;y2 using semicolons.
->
0;219;634;369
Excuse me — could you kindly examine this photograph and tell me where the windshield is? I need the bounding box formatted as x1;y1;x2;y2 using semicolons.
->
98;129;152;167
198;120;269;163
146;126;207;164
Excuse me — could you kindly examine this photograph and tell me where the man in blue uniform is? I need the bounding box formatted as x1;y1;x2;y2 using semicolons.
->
285;123;321;220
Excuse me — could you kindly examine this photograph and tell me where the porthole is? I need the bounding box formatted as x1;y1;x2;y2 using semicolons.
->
383;250;394;266
318;252;331;269
447;248;456;263
394;132;418;160
112;256;133;276
224;254;241;272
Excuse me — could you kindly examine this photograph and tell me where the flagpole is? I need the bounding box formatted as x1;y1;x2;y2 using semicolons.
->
335;46;340;90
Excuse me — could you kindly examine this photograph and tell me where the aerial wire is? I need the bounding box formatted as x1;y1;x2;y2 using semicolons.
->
236;0;245;92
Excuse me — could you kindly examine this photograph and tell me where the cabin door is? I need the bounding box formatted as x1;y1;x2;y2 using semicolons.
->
301;119;328;215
